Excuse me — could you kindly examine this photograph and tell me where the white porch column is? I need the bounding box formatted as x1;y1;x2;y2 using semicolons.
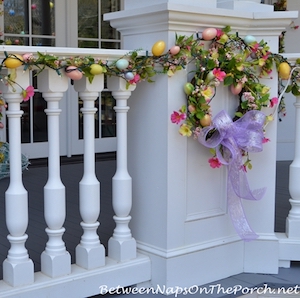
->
217;0;273;11
105;0;297;288
74;75;105;270
1;69;34;287
37;69;71;278
286;96;300;238
107;76;136;262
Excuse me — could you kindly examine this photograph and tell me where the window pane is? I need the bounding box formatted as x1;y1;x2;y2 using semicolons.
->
101;92;116;138
4;0;28;34
78;0;99;39
101;41;120;49
33;92;47;142
32;37;55;46
31;0;55;36
101;1;120;40
78;40;99;48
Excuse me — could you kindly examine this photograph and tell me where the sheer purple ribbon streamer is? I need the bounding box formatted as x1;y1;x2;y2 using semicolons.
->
198;110;266;241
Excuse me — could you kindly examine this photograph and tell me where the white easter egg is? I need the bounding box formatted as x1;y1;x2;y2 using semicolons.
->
125;72;134;80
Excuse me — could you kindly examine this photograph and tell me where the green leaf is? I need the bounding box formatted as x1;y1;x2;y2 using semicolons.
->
285;84;293;93
292;85;300;96
196;111;205;119
206;59;216;69
224;76;233;86
131;51;138;59
235;112;244;118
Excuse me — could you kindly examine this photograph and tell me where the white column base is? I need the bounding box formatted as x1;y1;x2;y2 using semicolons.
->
3;258;34;287
286;217;300;238
41;251;71;278
108;237;137;262
76;244;105;270
279;259;291;268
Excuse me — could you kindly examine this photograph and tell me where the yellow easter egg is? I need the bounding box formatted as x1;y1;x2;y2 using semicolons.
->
278;62;291;80
4;54;24;69
200;114;212;127
152;41;166;56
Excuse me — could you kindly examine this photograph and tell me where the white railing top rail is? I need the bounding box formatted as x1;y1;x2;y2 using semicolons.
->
0;45;147;61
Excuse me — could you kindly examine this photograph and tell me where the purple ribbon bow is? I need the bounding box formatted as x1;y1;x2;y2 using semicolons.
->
198;110;266;241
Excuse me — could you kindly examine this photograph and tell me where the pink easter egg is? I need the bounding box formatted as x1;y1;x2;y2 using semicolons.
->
230;83;243;95
65;66;83;80
0;122;4;129
169;45;180;55
22;53;33;62
202;28;218;41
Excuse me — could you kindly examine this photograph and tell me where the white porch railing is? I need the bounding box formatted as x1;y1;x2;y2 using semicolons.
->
0;46;150;298
0;44;300;296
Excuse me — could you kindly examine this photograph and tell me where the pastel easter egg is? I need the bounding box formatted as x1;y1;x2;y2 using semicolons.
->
65;66;83;80
230;83;243;95
244;35;256;45
184;83;194;95
200;114;212;127
169;45;180;55
202;28;217;41
278;62;291;80
0;122;4;129
22;53;33;62
90;64;103;75
116;59;129;70
152;41;166;56
4;54;24;68
125;72;134;81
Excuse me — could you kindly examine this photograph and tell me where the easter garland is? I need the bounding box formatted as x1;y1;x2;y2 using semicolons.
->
0;25;298;158
0;25;300;240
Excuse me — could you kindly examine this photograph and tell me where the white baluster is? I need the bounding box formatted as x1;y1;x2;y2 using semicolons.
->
74;75;105;269
37;69;71;277
286;96;300;238
107;76;136;262
0;69;34;287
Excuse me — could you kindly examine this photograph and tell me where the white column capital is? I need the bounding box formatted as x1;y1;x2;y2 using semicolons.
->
107;76;136;92
74;74;104;93
0;68;30;94
37;68;68;93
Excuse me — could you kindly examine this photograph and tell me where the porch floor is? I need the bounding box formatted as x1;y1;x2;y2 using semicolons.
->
0;157;299;297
